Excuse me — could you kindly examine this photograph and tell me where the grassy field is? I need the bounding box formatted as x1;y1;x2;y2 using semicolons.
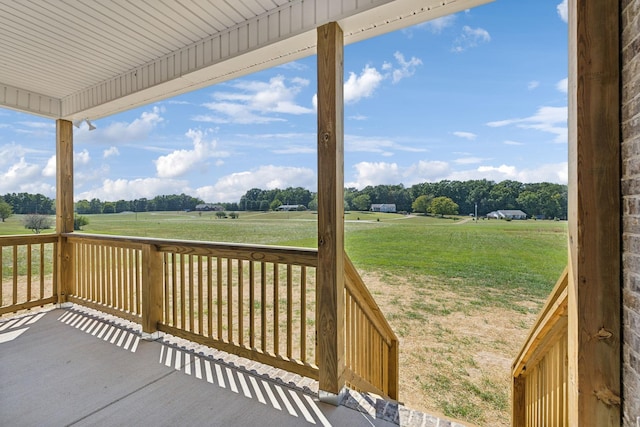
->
0;211;567;425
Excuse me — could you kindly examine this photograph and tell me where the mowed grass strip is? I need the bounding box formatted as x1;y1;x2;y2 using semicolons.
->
0;211;567;425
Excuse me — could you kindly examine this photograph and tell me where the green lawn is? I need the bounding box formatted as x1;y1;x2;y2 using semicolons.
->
1;211;567;426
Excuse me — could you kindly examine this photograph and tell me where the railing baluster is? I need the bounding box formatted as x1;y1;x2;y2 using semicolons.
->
273;263;279;355
39;243;45;299
227;258;233;342
26;243;32;301
0;246;3;304
180;254;186;329
207;256;213;337
237;259;243;347
12;245;18;305
188;254;195;332
300;266;306;363
216;257;222;340
286;264;292;359
249;261;255;349
198;255;203;335
261;261;266;353
171;253;177;326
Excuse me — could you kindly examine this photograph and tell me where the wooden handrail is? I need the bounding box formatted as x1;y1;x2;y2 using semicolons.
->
512;267;568;376
344;254;399;400
512;267;569;427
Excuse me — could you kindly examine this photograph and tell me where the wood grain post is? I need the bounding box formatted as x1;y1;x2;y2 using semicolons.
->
142;244;163;335
56;119;74;304
568;0;621;425
316;21;345;401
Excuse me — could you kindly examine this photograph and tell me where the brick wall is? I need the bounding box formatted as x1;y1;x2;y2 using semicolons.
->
622;0;640;425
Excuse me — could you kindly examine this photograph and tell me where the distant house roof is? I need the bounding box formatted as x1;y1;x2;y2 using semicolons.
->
487;210;527;219
370;204;397;212
276;204;306;211
195;203;222;211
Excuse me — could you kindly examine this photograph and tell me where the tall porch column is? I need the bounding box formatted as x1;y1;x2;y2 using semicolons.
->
56;119;74;303
316;21;345;401
568;0;620;425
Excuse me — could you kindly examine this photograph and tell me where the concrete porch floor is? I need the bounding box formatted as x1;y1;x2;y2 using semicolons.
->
0;306;463;427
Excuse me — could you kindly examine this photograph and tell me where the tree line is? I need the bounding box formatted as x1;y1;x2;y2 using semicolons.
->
0;180;568;221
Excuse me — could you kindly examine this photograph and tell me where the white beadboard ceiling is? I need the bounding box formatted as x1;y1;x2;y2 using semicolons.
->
0;0;491;121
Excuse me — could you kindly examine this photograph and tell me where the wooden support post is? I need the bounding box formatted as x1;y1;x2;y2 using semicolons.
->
568;0;621;425
316;21;345;401
56;119;74;304
141;244;163;336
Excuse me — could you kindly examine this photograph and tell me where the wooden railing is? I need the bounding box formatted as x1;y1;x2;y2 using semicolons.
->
0;234;58;315
6;232;398;401
344;254;399;400
512;267;568;427
66;233;319;379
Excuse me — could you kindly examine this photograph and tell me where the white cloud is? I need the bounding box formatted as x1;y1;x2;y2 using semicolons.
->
195;165;316;202
389;52;422;84
346;159;567;189
198;76;313;124
556;78;568;93
504;140;525;146
528;81;540;90
346;134;428;155
75;177;190;201
452;26;491;52
0;157;54;195
454;157;486;165
346;160;451;189
486;106;568;143
417;15;457;34
155;129;229;178
42;155;56;177
344;66;384;104
449;162;568;184
75;149;90;165
557;0;568;23
103;146;120;158
77;106;164;144
453;131;477;140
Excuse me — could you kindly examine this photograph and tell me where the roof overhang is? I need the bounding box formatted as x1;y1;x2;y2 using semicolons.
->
0;0;492;121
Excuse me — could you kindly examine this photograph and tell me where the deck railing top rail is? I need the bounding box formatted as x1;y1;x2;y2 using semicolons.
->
63;233;318;267
512;267;568;377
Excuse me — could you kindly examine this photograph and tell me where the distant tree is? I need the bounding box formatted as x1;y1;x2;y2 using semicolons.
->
308;196;318;211
102;202;116;214
259;200;270;211
215;211;226;219
75;199;91;214
270;199;282;211
352;194;371;211
0;199;13;222
429;196;459;217
23;214;53;234
74;215;89;230
411;194;433;215
229;212;239;219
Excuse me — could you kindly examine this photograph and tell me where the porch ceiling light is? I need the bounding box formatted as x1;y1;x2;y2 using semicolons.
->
73;118;97;131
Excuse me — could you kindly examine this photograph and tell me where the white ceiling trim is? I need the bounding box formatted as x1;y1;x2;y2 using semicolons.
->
0;0;492;121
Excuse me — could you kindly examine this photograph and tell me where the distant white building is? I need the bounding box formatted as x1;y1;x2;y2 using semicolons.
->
486;210;528;220
370;204;397;213
275;204;306;211
195;203;223;211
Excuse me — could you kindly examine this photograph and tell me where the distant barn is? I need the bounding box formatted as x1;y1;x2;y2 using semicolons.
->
370;204;396;213
486;209;527;220
275;204;306;211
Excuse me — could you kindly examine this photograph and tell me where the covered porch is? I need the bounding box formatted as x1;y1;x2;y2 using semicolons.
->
0;0;630;426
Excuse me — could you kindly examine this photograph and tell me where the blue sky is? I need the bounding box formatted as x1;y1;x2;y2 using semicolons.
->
0;0;569;203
